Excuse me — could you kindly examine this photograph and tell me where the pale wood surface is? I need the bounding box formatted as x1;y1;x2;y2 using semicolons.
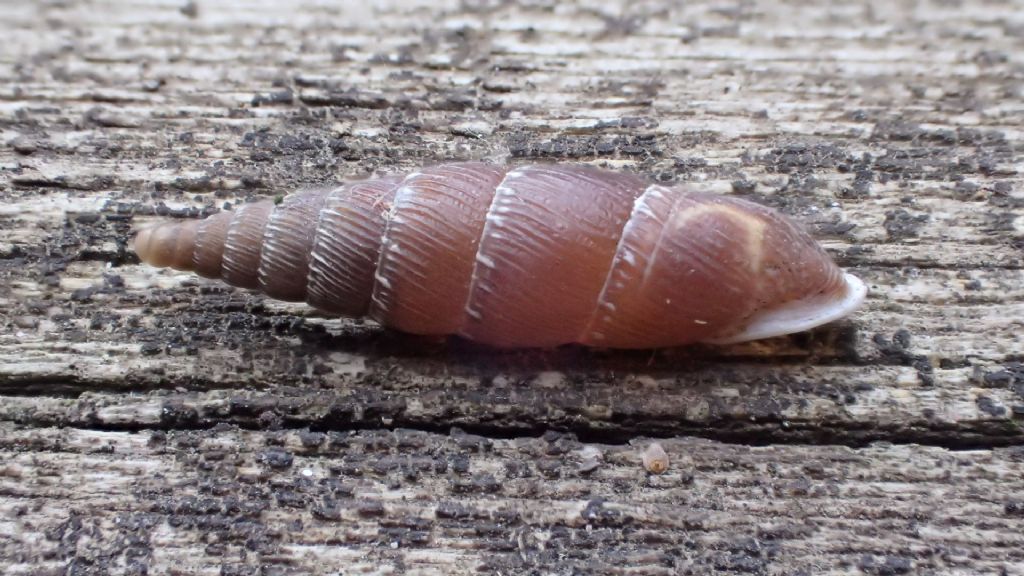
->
1;0;1023;574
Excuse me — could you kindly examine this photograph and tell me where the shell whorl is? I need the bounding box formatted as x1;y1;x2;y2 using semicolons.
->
134;162;862;348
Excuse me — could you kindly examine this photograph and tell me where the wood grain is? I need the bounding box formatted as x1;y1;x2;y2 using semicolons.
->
3;424;1023;575
1;0;1023;573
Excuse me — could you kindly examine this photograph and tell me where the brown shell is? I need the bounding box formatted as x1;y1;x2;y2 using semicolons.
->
133;162;861;348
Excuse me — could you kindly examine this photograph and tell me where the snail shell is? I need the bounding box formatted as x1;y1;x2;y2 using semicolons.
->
134;162;866;348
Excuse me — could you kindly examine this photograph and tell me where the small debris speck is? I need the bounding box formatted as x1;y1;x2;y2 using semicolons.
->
642;442;669;474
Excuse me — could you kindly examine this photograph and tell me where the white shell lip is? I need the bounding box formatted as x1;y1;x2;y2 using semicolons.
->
704;273;868;345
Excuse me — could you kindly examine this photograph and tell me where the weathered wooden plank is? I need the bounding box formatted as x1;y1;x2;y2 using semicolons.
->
2;423;1023;576
2;0;1023;573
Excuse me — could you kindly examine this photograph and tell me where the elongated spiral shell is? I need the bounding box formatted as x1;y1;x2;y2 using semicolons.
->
134;162;866;348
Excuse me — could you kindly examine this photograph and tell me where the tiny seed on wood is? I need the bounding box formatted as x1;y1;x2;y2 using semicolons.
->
642;442;669;474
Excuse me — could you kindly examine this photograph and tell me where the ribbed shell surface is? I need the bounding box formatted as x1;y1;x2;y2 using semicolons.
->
461;165;647;347
307;176;401;317
370;163;505;336
222;202;273;289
